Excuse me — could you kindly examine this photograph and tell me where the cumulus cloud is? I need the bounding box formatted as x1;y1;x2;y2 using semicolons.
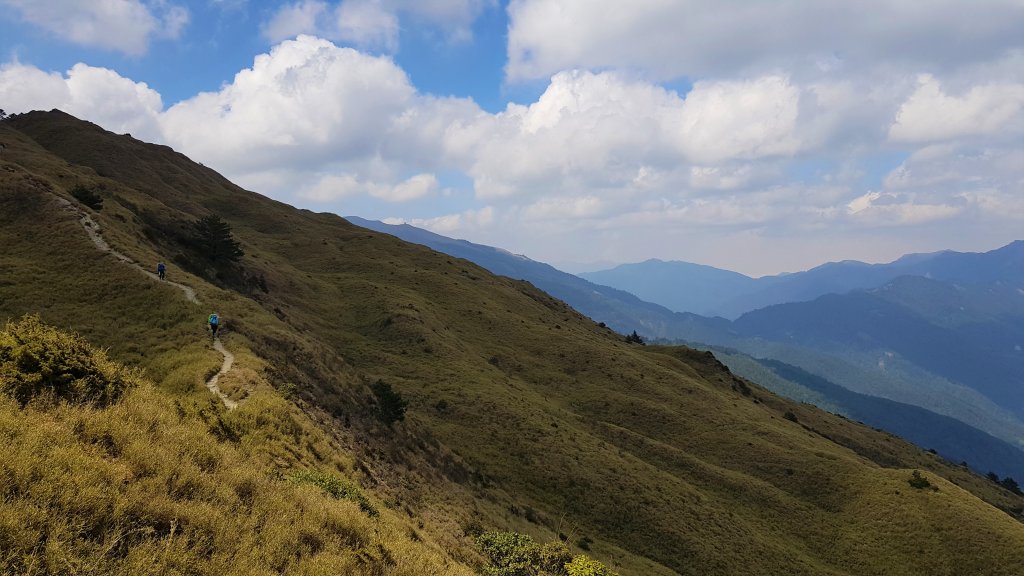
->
262;0;491;48
677;76;803;163
160;36;420;175
521;195;606;221
889;74;1024;143
0;0;189;56
262;1;328;43
845;190;962;226
401;206;496;235
443;70;807;200
301;172;438;202
0;63;71;113
0;62;163;139
506;0;1024;81
333;0;399;52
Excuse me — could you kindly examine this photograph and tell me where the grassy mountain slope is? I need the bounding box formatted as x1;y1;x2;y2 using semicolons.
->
4;110;1024;575
345;217;1024;471
711;349;1024;481
345;216;737;340
0;318;469;576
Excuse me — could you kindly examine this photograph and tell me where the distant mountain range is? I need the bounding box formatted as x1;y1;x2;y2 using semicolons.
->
582;241;1024;319
346;216;1024;479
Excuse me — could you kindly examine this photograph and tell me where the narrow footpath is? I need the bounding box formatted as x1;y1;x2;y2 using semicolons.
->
55;194;237;409
207;339;237;410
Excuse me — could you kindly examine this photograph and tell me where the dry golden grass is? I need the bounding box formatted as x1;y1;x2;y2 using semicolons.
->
0;320;474;575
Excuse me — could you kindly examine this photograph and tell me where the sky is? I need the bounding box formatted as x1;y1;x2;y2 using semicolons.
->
1;1;1022;277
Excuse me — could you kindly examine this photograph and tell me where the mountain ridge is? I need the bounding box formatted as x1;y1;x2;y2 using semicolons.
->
583;241;1022;318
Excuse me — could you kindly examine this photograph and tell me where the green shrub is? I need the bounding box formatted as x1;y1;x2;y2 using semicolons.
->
287;469;378;517
0;315;139;406
566;555;619;576
908;470;937;491
624;331;645;345
1001;476;1022;495
69;184;103;210
476;531;617;576
371;379;408;425
539;541;573;573
476;531;540;576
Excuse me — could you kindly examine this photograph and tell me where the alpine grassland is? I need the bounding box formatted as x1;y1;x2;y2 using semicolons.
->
3;110;1024;574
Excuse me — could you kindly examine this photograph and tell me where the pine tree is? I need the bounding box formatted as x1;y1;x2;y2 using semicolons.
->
193;214;243;264
1001;476;1022;495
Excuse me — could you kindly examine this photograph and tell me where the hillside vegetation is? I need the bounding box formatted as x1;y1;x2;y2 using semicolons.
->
3;110;1024;575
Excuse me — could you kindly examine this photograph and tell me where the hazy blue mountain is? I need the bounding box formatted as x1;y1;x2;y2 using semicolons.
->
580;259;756;317
584;241;1024;318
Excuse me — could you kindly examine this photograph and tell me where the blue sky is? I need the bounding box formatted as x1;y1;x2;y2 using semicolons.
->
1;0;1022;276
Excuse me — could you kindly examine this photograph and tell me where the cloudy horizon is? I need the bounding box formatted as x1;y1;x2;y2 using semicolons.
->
1;0;1021;276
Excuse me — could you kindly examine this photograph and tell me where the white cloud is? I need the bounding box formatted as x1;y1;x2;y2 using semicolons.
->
0;62;163;140
845;190;962;226
0;0;189;56
403;206;495;235
0;63;71;113
334;0;399;52
300;172;363;201
262;1;327;43
521;195;606;221
444;70;806;200
299;171;436;202
391;0;492;42
159;36;423;176
380;173;438;202
677;76;803;163
261;0;491;49
506;0;1024;82
889;74;1024;143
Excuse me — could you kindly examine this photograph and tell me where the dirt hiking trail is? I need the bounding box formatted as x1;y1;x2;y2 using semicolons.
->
56;194;237;409
207;338;237;409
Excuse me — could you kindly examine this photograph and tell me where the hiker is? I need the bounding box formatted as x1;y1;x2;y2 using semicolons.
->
208;312;220;339
157;262;166;280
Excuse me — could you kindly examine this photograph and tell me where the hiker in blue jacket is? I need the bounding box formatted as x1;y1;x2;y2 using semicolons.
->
208;312;220;339
157;262;166;280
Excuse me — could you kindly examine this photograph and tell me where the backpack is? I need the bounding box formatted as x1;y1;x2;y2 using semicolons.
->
209;314;219;325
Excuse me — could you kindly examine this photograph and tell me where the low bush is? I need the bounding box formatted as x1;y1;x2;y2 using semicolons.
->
0;315;139;406
287;469;378;517
476;531;618;576
70;184;103;210
908;470;937;491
